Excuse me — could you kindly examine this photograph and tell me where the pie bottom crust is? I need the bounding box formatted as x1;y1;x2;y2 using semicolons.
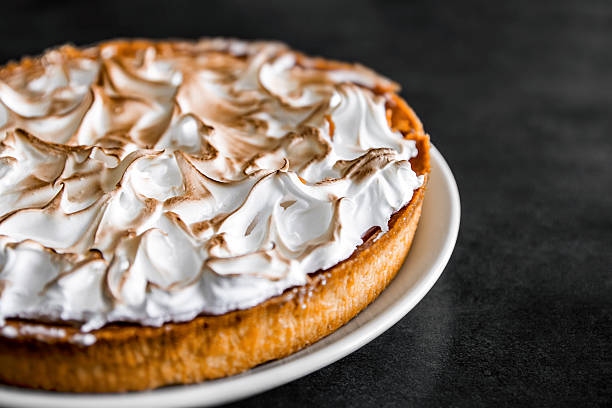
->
0;176;426;392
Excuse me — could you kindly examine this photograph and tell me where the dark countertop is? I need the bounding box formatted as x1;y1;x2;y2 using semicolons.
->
1;1;610;406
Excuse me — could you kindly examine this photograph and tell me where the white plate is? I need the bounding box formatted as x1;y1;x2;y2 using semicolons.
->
0;146;460;408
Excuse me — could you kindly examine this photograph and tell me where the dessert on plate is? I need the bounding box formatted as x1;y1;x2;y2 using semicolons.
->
0;38;430;392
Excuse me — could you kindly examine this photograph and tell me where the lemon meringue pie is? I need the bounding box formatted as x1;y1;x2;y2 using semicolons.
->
0;39;430;392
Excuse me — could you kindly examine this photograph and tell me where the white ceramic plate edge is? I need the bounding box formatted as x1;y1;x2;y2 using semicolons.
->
0;145;460;408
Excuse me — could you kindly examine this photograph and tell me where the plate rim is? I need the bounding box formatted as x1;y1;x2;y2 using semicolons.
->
0;145;460;408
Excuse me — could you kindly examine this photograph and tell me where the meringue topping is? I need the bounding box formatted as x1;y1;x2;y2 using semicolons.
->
0;39;424;330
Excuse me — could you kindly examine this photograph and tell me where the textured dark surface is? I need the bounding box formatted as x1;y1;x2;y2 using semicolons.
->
1;0;611;406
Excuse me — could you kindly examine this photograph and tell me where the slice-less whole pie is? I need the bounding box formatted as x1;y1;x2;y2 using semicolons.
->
0;39;430;392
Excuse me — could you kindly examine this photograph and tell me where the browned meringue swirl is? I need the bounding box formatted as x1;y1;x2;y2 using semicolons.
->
0;39;423;330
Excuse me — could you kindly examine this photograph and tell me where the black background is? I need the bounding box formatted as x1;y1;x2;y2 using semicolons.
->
1;0;611;406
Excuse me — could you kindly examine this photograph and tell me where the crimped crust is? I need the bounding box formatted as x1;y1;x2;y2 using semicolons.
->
0;40;430;392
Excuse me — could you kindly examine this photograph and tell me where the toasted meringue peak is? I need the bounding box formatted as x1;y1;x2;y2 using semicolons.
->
0;39;423;330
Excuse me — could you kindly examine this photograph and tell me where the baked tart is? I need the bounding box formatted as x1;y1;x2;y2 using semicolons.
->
0;39;430;392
